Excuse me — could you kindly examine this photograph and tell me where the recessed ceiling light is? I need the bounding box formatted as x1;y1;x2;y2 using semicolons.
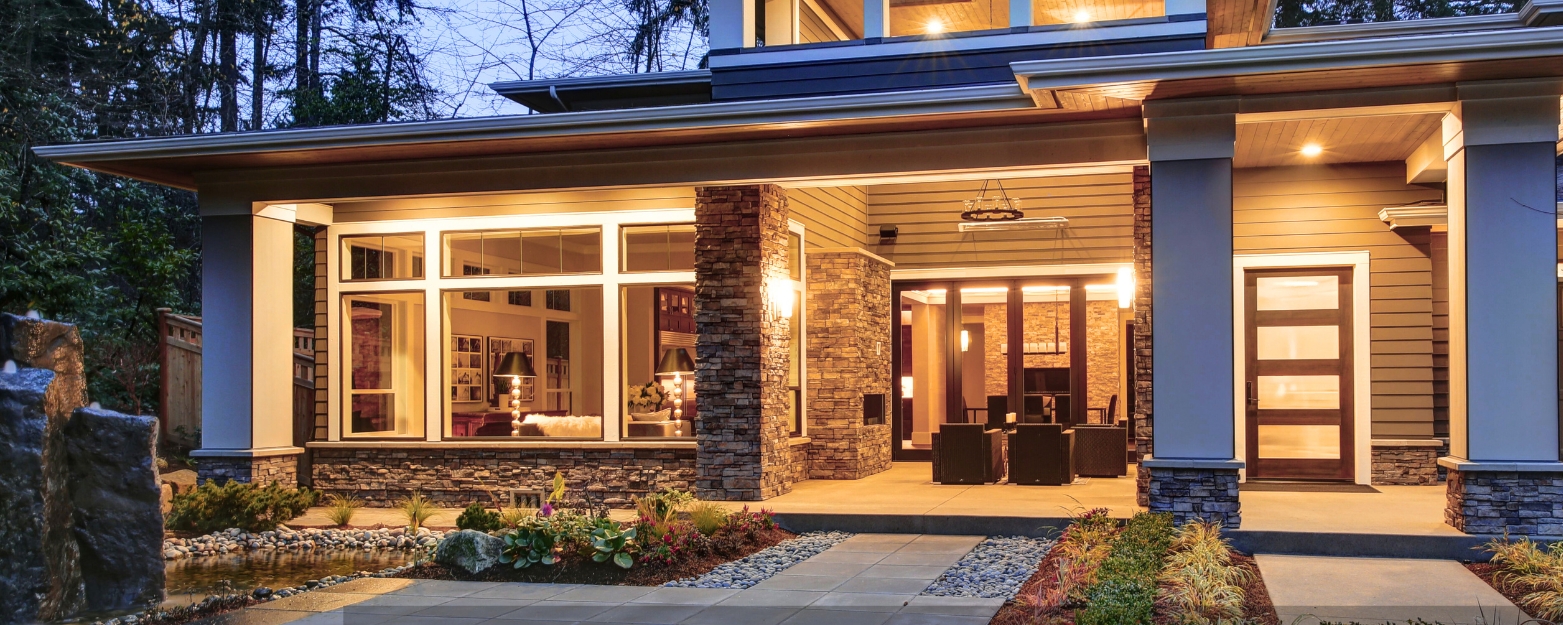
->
925;17;945;33
1073;10;1091;22
1300;144;1323;157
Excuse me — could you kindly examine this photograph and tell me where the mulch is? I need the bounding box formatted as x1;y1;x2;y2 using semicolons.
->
986;546;1280;625
400;526;795;587
1465;562;1540;619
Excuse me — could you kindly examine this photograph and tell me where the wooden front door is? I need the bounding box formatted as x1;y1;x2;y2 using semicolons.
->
1244;268;1354;481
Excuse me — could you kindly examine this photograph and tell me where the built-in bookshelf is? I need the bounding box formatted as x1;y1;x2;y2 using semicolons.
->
451;334;486;403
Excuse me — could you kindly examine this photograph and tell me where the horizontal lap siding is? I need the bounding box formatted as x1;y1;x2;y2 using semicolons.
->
1234;162;1442;438
864;173;1135;269
790;186;868;249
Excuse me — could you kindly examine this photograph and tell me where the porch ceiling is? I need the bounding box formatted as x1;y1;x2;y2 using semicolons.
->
1234;113;1443;168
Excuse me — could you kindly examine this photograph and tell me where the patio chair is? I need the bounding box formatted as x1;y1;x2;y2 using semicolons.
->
1070;423;1128;477
1008;423;1074;485
931;423;1003;485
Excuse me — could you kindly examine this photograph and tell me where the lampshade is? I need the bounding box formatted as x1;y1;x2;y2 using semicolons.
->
655;348;695;376
492;352;536;379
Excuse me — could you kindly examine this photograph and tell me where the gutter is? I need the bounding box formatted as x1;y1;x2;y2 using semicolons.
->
33;83;1033;164
1011;25;1563;93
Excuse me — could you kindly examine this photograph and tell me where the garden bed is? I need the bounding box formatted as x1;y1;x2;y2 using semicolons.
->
989;512;1280;625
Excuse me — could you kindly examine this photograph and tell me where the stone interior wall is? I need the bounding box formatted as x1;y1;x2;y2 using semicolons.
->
1371;444;1442;485
979;301;1121;414
1446;469;1563;535
1132;166;1153;506
805;249;893;480
311;446;696;507
1147;467;1240;528
692;184;796;500
197;455;299;488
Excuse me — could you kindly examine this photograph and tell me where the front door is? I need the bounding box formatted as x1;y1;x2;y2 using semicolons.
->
1244;268;1354;481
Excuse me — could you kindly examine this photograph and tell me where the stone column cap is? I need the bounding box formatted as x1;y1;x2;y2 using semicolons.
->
1140;456;1246;470
1438;457;1563;472
190;446;305;458
1371;438;1445;448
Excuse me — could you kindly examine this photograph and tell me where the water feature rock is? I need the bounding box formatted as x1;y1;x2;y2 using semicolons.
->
0;366;86;623
434;530;504;574
65;406;167;612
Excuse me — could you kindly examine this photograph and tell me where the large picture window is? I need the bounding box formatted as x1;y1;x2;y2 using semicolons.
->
342;292;425;437
622;285;697;438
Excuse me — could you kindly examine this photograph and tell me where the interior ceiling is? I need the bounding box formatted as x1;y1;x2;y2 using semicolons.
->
1234;113;1442;169
816;0;1158;36
1032;0;1162;25
889;0;1004;36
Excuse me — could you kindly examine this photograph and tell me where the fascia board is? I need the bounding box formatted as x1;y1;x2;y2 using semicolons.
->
1011;25;1563;93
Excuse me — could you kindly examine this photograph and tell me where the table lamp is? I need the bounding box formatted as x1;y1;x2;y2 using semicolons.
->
655;348;695;436
493;352;537;436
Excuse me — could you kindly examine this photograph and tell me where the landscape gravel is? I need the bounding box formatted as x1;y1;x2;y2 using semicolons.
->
921;535;1054;599
664;531;854;589
162;525;444;560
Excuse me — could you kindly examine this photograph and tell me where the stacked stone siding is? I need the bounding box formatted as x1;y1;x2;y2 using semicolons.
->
1371;442;1443;485
310;446;696;507
1445;469;1563;535
693;185;796;500
198;455;298;488
1147;467;1240;528
980;301;1120;412
1132;165;1153;507
805;249;893;480
790;440;812;485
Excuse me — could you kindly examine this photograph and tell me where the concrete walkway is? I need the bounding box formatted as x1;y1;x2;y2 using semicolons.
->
195;534;1004;625
1257;554;1528;625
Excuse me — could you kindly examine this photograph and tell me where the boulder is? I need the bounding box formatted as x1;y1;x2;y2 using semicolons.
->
161;483;174;513
434;530;504;575
1;313;87;409
65;407;166;612
0;368;86;623
161;469;198;495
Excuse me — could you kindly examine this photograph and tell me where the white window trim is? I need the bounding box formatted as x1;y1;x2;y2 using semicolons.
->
1232;251;1372;486
789;219;807;437
326;208;696;444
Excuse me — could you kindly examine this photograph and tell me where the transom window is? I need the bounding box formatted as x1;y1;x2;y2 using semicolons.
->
442;228;602;277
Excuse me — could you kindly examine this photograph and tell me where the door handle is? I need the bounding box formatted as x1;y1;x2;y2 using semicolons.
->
1245;381;1259;407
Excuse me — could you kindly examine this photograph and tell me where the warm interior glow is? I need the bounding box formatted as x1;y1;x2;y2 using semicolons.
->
1300;144;1323;157
1073;10;1092;22
771;279;795;317
1117;266;1134;308
901;376;915;398
960;330;970;352
925;17;945;33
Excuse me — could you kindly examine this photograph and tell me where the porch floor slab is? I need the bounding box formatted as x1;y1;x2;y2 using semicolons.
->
1256;554;1525;624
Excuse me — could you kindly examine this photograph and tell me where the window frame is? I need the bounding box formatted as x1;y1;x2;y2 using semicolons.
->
439;226;606;279
340;233;427;282
620;222;698;274
339;289;428;440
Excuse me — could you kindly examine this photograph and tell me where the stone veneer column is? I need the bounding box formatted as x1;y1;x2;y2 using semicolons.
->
693;185;796;500
1132;165;1154;507
805;249;894;480
1441;78;1563;535
1141;98;1243;527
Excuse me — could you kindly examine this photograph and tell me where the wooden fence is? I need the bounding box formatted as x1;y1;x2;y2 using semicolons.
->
157;309;316;460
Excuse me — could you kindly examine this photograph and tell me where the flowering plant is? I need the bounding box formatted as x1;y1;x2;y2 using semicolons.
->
626;382;666;413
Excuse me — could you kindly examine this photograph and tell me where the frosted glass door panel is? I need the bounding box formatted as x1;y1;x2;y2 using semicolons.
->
1257;425;1341;459
1257;375;1339;410
1256;276;1338;310
1256;326;1339;360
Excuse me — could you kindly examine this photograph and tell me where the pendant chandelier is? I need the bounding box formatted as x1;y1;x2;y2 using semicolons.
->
961;179;1024;222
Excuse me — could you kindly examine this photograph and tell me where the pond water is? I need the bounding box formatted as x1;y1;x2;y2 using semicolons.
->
68;550;416;623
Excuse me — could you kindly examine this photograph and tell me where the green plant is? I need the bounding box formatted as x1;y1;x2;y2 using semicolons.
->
326;494;361;526
398;492;436;532
499;506;534;529
1051;508;1119;602
166;480;319;533
1075;512;1173;625
688;502;730;535
500;521;560;568
1159;520;1251;624
634;487;695;525
456;502;503;532
1484;536;1563;620
638;521;709;566
591;525;638;569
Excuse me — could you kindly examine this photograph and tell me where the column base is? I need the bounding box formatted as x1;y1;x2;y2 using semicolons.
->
1370;439;1445;485
193;448;303;488
1144;460;1242;528
1443;461;1563;535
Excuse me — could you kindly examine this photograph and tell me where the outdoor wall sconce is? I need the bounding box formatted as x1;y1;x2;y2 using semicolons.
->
879;225;898;242
656;348;696;436
770;278;795;318
1117;266;1134;308
492;352;537;437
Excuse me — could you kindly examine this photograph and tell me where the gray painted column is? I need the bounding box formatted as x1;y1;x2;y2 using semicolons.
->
1445;78;1562;466
1144;99;1238;463
710;0;755;49
1009;0;1032;27
864;0;889;38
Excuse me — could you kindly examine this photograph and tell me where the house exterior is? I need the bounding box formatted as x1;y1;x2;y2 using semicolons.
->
36;0;1563;535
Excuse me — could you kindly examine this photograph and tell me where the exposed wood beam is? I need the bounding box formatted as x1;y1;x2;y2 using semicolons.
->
801;0;857;39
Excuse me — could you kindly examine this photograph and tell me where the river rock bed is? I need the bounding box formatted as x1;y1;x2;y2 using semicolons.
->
88;562;420;625
664;531;853;589
921;536;1054;599
163;525;444;560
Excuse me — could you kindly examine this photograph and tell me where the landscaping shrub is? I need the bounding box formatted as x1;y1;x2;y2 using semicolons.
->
499;506;533;529
639;521;709;566
1158;520;1252;624
166;480;319;533
398;492;436;532
688;502;729;535
326;494;360;526
590;524;638;569
1076;512;1173;625
456;502;504;532
500;519;560;568
634;487;694;525
1485;536;1563;620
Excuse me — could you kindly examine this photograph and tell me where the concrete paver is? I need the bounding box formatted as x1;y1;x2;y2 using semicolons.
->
1257;554;1527;624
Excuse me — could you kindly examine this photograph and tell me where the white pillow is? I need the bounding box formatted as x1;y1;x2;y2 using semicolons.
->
629;409;672;422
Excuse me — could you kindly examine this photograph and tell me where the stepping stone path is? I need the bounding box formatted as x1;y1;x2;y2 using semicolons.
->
195;534;1008;625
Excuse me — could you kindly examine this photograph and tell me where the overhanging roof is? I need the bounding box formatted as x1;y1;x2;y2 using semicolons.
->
489;70;712;113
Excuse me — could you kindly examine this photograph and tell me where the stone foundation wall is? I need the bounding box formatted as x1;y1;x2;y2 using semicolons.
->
790;440;811;485
310;446;696;507
1147;467;1240;528
1445;469;1563;535
804;249;893;480
1132;165;1154;506
693;184;795;500
1371;442;1443;485
197;454;298;488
